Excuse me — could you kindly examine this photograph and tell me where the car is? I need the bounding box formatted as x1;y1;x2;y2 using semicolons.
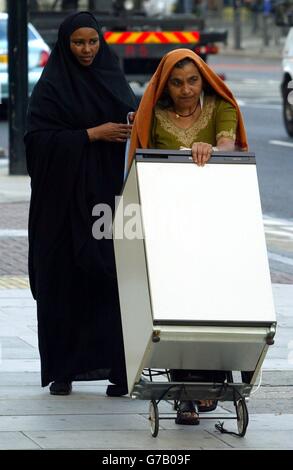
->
0;12;50;104
281;26;293;137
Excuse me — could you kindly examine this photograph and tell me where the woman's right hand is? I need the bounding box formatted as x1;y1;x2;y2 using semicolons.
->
87;122;132;143
191;142;213;166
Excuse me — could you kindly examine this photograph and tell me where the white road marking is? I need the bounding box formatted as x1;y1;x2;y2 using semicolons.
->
268;252;293;267
240;103;282;109
264;217;293;266
263;216;293;235
0;229;28;238
264;218;293;225
265;229;293;238
269;140;293;148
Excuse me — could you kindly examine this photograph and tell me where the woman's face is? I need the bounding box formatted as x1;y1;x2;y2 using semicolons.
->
167;61;203;109
70;27;100;66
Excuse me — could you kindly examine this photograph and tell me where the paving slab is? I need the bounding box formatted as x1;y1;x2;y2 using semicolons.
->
0;289;32;298
21;413;293;450
0;336;38;359
0;413;149;432
0;297;36;307
212;414;293;450
0;359;40;373
0;395;170;416
22;429;231;450
0;371;40;386
0;431;41;450
0;175;30;203
0;283;292;450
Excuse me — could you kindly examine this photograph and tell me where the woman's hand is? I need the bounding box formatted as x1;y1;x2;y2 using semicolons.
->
217;137;235;151
191;142;213;166
87;122;132;143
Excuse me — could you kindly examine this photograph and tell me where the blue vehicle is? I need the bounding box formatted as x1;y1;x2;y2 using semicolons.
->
0;12;50;104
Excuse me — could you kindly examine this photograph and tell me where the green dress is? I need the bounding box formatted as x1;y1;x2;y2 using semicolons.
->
150;94;237;149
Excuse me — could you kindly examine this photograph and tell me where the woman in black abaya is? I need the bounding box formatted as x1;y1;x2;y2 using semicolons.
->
25;12;137;395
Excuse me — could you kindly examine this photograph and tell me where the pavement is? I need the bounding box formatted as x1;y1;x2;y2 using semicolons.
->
0;162;293;451
208;12;286;60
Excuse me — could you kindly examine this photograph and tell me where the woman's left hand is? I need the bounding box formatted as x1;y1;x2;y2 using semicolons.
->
191;142;213;166
128;112;136;124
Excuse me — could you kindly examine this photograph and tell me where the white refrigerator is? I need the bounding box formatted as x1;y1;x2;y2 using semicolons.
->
113;150;276;395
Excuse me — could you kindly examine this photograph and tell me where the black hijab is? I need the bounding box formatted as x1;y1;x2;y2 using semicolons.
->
26;11;137;133
25;12;137;298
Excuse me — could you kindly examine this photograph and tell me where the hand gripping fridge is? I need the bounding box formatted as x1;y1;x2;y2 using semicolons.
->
113;149;276;437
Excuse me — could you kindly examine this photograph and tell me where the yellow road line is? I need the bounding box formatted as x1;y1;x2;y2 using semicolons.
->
0;276;30;289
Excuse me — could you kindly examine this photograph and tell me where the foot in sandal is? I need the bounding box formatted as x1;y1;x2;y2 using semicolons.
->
175;400;200;425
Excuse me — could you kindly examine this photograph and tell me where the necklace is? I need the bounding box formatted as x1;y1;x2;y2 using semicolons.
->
174;101;199;119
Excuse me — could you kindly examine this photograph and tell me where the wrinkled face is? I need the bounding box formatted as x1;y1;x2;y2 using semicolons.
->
70;27;100;66
167;61;203;108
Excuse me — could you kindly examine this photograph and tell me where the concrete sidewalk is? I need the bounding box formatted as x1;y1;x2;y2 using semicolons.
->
0;173;30;204
0;285;292;450
1;166;293;450
207;12;285;60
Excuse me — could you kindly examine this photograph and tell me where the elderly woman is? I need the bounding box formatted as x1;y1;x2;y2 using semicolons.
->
128;48;248;425
25;12;137;396
128;48;247;166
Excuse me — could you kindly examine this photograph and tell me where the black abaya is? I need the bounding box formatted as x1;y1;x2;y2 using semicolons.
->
25;12;137;387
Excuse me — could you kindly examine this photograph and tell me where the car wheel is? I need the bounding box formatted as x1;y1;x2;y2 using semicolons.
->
283;84;293;137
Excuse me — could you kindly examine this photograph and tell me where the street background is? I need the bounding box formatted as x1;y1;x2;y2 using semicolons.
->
0;3;293;450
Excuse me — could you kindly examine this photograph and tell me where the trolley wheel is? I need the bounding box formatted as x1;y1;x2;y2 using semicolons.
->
236;398;249;437
149;400;159;437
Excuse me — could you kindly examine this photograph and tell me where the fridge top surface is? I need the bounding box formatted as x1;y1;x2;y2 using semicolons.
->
135;149;256;165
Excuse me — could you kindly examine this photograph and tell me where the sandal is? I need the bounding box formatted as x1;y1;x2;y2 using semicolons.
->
175;400;200;425
198;400;218;412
